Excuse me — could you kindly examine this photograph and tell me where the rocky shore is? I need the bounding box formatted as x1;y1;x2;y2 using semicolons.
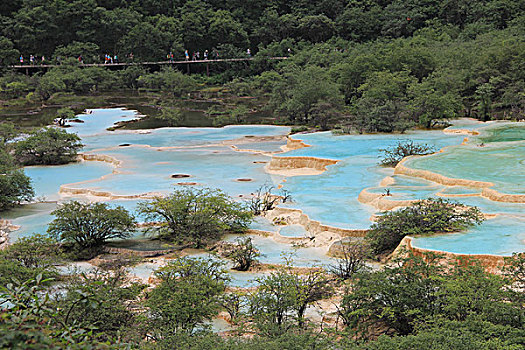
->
0;219;20;250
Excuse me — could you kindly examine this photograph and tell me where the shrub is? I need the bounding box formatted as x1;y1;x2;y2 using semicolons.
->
14;127;83;166
147;257;229;336
138;188;252;248
227;237;260;271
379;140;436;167
48;201;136;259
0;147;33;211
367;198;484;256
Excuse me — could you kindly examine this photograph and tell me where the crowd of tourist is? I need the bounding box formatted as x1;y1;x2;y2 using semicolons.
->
16;47;288;66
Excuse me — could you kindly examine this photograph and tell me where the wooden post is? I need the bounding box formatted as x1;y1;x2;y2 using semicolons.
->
187;63;190;74
206;62;209;76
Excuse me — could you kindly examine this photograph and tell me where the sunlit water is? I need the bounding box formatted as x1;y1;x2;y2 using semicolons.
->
4;109;524;259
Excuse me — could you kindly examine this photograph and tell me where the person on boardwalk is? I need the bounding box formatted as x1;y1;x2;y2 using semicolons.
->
204;50;208;60
246;48;251;57
185;50;189;61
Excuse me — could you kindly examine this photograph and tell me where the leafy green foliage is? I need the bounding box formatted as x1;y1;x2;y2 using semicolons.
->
0;146;33;210
154;104;184;126
138;68;197;97
138;187;252;248
146;257;228;337
219;290;247;323
14;127;83;165
0;227;61;288
269;65;344;126
0;36;19;66
339;253;524;338
353;70;416;133
48;201;136;259
54;41;100;63
379;140;437;167
363;319;525;350
249;261;332;335
54;269;147;343
2;234;62;269
0;276;130;349
367;198;484;255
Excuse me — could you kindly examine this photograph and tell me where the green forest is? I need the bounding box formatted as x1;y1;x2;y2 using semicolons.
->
0;0;524;132
0;0;524;349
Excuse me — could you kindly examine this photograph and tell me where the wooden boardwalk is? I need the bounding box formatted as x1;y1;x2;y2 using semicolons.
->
10;56;288;69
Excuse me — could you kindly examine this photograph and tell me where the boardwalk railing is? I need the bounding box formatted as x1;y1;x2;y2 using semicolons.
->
10;56;288;69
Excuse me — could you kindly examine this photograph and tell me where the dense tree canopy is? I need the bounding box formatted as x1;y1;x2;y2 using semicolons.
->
0;0;522;61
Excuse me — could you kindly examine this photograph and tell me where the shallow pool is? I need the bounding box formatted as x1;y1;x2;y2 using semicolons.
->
4;110;524;258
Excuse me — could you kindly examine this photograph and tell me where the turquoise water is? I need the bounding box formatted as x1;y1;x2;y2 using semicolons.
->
26;162;114;200
280;130;465;229
479;124;525;143
406;143;525;194
444;118;488;131
279;224;309;238
76;147;282;197
412;215;525;256
4;109;524;257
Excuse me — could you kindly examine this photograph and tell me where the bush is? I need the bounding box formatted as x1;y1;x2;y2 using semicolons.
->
138;188;252;248
0;234;60;286
14;127;83;166
0;276;130;348
0;147;33;211
379;140;436;167
2;234;62;269
328;239;369;279
147;257;229;336
339;253;523;337
54;269;146;343
290;125;308;133
227;237;260;271
367;198;484;256
249;259;332;334
48;201;136;259
55;107;76;126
